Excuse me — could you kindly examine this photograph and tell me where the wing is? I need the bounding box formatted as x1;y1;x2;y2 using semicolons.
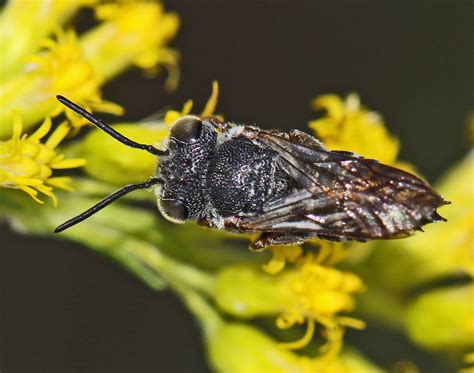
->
240;129;447;240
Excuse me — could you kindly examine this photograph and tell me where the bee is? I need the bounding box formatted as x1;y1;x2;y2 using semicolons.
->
54;95;448;249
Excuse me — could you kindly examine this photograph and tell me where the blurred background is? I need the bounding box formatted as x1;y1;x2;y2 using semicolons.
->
1;1;472;372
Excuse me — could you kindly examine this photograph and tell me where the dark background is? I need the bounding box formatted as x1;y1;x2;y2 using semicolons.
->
1;1;472;372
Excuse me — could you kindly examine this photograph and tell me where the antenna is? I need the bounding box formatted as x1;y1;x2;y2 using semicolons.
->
56;95;167;156
54;177;161;233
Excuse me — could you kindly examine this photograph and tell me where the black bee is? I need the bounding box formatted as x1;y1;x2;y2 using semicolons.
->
54;95;448;249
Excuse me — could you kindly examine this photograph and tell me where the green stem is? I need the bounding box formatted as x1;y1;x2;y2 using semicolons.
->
1;188;222;340
115;237;215;295
1;187;215;295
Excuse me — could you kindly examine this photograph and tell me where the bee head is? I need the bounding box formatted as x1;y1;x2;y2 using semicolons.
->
157;198;189;223
157;116;218;222
170;115;203;144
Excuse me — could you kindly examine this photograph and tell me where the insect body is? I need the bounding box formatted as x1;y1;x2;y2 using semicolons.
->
55;96;447;249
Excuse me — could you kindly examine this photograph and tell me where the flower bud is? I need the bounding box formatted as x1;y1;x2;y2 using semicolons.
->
405;285;474;350
78;122;170;184
214;265;292;318
207;322;379;373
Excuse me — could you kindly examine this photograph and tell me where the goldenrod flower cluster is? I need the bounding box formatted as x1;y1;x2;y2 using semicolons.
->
276;254;365;354
0;113;85;204
90;2;180;86
1;1;471;372
309;93;399;165
0;0;179;201
26;28;124;129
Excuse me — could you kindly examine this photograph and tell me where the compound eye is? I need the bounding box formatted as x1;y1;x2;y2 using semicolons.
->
170;116;202;143
159;199;189;223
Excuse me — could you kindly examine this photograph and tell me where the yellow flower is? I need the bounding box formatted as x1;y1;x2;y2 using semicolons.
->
164;80;220;124
309;93;400;166
0;1;179;138
263;245;303;274
215;258;365;359
0;112;86;205
207;322;379;373
0;0;92;78
0;28;123;135
82;1;180;90
276;253;365;356
263;241;353;275
178;278;377;373
26;28;123;129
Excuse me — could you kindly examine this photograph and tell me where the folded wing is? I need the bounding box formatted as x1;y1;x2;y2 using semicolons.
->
240;130;446;241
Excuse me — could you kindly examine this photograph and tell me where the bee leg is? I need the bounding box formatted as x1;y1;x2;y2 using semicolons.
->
250;232;309;251
197;215;243;231
197;217;214;228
